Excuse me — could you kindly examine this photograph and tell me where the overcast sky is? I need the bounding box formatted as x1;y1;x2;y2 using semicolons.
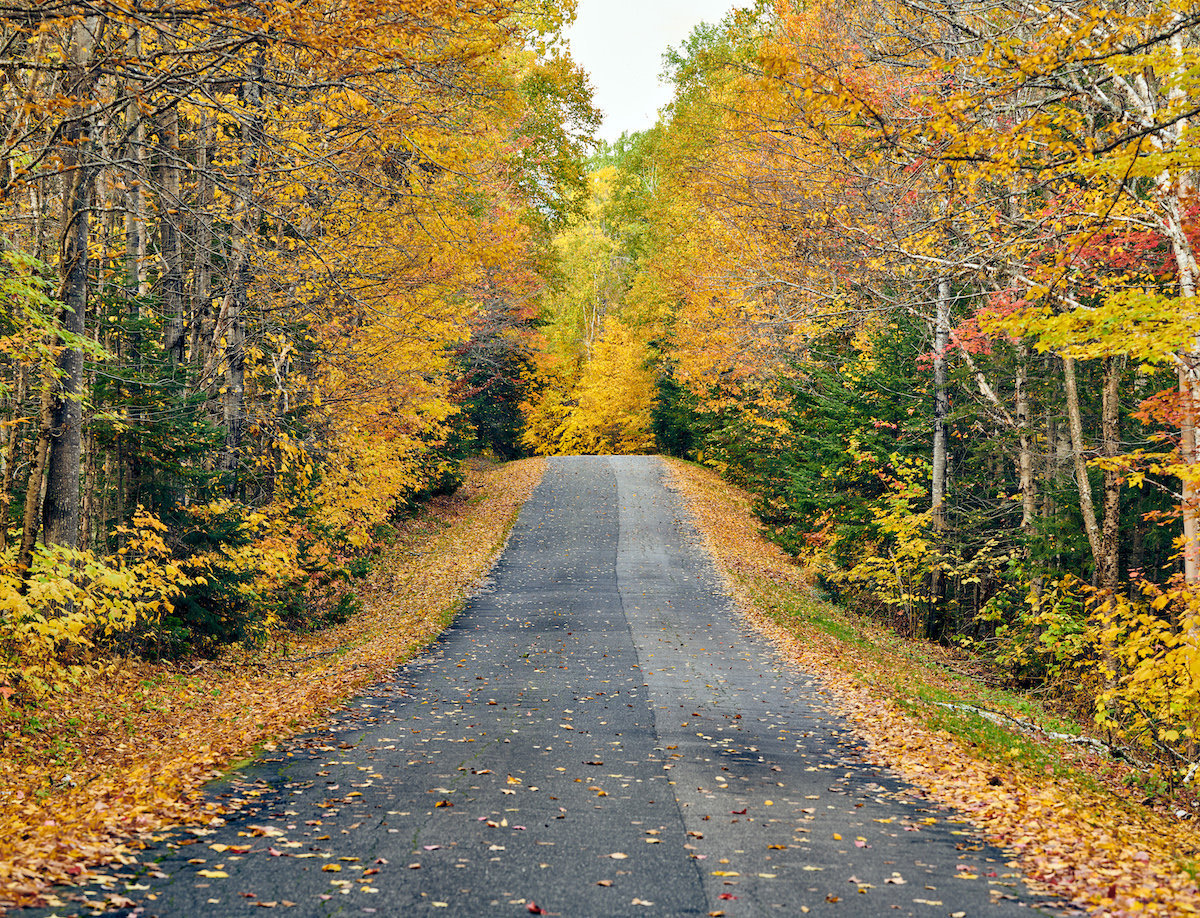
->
564;0;740;142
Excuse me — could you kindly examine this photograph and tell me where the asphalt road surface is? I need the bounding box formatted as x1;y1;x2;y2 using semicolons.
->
42;456;1059;917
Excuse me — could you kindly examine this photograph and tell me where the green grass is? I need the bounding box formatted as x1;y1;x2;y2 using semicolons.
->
739;567;1105;790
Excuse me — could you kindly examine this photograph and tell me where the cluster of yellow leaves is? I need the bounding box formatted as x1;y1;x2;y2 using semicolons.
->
1094;583;1200;762
830;456;938;632
0;458;544;910
524;315;655;456
521;167;657;457
958;569;1200;772
0;511;194;694
667;458;1200;917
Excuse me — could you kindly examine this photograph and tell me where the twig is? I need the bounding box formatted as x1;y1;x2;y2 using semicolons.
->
278;645;349;666
930;701;1125;758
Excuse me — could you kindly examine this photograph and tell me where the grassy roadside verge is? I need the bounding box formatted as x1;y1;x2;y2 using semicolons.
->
0;457;544;912
665;457;1200;917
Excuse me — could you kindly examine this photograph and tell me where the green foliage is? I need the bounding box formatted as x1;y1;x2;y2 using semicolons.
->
452;303;537;461
691;316;930;564
156;502;265;657
513;52;602;231
0;250;109;371
89;287;224;532
650;366;699;458
970;575;1091;687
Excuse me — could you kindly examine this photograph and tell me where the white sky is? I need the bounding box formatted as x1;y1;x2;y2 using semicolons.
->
564;0;740;142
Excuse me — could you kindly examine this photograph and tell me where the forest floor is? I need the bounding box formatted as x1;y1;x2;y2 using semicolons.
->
665;458;1200;918
0;457;545;912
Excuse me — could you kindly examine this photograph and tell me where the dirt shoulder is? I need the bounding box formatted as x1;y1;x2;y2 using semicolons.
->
665;457;1200;918
0;457;544;912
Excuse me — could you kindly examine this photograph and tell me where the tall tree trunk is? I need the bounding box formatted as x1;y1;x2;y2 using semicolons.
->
1153;26;1200;585
1098;355;1123;592
157;102;186;366
124;33;148;301
1062;356;1102;580
190;111;214;371
121;44;147;518
43;15;102;549
43;160;90;548
1016;342;1036;536
931;278;950;529
926;278;951;641
215;49;264;493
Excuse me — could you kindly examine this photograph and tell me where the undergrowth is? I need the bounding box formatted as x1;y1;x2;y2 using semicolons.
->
0;457;544;911
667;456;1200;917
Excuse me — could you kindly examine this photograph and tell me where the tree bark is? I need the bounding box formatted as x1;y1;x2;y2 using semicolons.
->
1098;355;1123;592
924;278;952;641
42;15;103;549
1016;342;1036;536
931;278;950;530
1062;356;1102;579
43;158;90;548
1136;23;1200;586
215;48;265;493
157;102;186;366
190;111;214;371
123;32;148;301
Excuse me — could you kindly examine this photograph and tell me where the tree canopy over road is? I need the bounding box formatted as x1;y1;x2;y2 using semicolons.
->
2;1;1200;914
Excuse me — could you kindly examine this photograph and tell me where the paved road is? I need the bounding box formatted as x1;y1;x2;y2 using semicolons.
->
45;456;1058;917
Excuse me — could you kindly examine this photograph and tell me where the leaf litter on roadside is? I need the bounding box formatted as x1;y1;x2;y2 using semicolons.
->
666;458;1200;918
0;459;545;910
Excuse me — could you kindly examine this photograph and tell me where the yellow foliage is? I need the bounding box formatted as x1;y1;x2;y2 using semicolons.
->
1093;582;1200;765
0;510;194;696
527;315;655;455
521;367;575;456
